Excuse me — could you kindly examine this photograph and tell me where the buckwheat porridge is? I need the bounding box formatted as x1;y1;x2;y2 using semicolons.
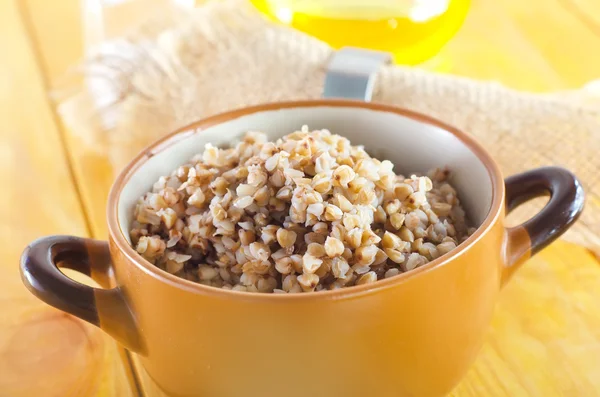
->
129;127;475;293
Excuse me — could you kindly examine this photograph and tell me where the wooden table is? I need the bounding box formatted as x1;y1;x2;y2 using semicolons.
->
2;0;600;395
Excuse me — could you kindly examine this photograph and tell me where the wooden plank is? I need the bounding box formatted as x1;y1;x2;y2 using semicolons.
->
495;0;600;88
0;1;134;396
21;0;114;238
431;0;600;90
432;0;566;90
19;0;83;89
20;0;600;396
453;240;600;396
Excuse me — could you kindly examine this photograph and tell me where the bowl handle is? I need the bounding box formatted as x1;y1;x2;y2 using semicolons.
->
20;235;144;353
502;167;585;284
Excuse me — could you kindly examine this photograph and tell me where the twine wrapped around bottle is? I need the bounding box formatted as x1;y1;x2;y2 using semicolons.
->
58;0;600;253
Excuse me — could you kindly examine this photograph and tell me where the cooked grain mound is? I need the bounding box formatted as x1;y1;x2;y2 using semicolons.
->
130;128;474;293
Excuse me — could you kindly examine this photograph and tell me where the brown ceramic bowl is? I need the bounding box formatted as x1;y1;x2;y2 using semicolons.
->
20;100;584;397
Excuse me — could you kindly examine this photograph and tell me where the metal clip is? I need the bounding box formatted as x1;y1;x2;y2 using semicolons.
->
323;47;392;102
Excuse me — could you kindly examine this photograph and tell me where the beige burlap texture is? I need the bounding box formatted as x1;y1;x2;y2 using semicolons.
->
59;0;600;253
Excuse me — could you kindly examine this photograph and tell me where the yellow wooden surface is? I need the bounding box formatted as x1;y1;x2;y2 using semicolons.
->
1;0;599;396
0;1;133;396
434;0;600;91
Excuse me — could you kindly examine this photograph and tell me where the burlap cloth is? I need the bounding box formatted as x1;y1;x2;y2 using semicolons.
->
59;0;600;254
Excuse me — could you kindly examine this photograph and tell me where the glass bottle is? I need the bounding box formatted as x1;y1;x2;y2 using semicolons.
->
249;0;470;64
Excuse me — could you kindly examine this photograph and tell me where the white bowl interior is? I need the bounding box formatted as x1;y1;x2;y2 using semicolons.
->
118;106;493;242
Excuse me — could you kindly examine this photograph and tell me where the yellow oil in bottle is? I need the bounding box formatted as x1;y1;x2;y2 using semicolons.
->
249;0;470;65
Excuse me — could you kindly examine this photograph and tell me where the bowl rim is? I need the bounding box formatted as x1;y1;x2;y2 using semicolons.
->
107;99;505;300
